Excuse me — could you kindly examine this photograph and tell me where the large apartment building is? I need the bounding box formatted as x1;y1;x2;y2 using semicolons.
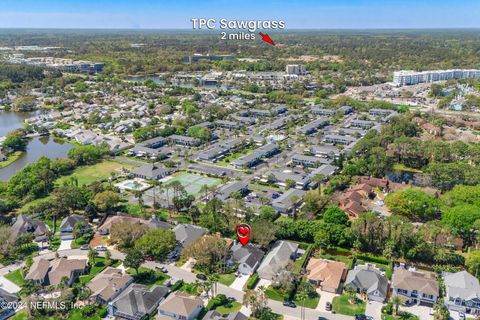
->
393;69;480;86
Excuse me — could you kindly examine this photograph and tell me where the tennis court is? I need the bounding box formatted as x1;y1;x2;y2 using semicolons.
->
164;172;221;196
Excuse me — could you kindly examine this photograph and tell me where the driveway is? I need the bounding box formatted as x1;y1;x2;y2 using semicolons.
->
256;279;272;289
316;289;338;312
0;276;21;293
400;304;433;320
230;274;249;291
365;300;384;320
58;239;73;251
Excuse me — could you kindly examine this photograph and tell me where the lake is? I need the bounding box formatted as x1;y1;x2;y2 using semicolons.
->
0;110;74;181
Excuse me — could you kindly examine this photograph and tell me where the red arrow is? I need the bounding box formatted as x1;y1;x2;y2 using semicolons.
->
259;32;275;46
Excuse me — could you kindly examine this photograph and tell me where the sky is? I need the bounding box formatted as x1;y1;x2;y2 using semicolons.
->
0;0;479;29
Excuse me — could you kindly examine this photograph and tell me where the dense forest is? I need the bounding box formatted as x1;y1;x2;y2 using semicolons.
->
1;29;480;87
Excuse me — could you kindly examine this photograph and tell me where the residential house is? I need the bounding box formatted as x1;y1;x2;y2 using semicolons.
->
10;214;49;242
305;258;347;293
297;117;329;135
147;215;172;230
392;267;439;306
443;271;480;315
98;215;148;235
271;188;305;214
168;134;202;146
324;134;357;145
108;284;168;320
262;170;310;189
88;267;134;305
215;181;249;202
0;288;18;320
291;154;332;168
59;214;88;233
157;292;204;320
257;240;299;280
229;243;265;275
344;265;389;302
173;224;208;254
232;143;279;168
202;310;248;320
25;257;88;287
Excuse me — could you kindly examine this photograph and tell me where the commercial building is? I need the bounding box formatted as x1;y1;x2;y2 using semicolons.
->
285;64;307;75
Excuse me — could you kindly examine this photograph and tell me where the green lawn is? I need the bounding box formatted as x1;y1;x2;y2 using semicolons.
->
332;294;366;316
0;151;23;169
56;160;135;186
218;273;236;286
393;163;423;174
265;286;287;301
68;308;105;320
78;257;109;285
5;269;25;286
382;311;420;320
294;295;320;309
216;301;242;315
126;267;169;287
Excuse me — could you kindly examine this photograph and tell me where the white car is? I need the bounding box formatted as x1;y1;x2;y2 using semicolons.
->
95;245;108;251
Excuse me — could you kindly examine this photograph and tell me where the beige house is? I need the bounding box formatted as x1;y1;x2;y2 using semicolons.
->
157;292;204;320
25;257;88;287
392;267;439;306
87;267;133;304
306;258;347;293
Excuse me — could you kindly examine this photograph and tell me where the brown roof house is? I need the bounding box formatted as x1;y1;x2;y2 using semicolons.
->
25;257;88;287
157;291;204;320
87;267;134;305
392;267;439;306
305;258;347;293
10;214;49;242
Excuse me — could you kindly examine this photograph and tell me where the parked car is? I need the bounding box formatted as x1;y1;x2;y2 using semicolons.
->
283;301;296;308
459;313;466;320
318;317;328;320
95;245;107;251
227;297;236;302
196;274;207;280
354;315;371;320
155;266;168;273
80;245;89;250
325;301;332;311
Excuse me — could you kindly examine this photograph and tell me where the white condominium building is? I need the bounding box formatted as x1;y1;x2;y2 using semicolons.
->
393;69;480;86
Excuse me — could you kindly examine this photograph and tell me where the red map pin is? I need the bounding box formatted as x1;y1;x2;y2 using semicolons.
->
236;223;251;246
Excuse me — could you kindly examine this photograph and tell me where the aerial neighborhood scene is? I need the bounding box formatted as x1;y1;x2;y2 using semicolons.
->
1;1;480;320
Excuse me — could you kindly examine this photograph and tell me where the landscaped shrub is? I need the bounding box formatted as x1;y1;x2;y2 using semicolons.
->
246;273;260;290
170;279;184;292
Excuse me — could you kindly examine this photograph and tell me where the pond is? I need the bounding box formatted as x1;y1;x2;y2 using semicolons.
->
0;110;74;181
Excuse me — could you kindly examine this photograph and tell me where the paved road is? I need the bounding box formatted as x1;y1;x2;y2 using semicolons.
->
142;261;352;320
7;247;354;320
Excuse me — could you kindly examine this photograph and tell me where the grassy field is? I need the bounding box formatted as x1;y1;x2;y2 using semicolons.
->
5;269;25;286
0;151;23;168
332;294;366;316
56;160;135;186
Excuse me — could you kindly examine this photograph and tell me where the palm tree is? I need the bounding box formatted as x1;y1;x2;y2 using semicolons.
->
207;273;220;297
391;295;403;316
88;248;98;265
